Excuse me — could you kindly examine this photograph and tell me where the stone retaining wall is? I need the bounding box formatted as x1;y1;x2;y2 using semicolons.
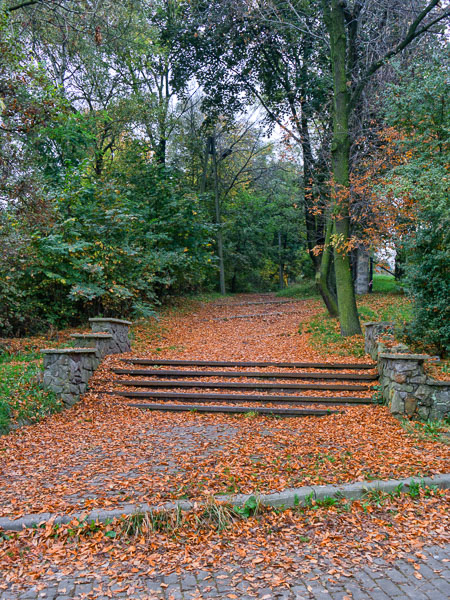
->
89;318;132;352
71;333;115;358
363;322;449;421
41;317;132;406
41;348;100;406
363;321;395;360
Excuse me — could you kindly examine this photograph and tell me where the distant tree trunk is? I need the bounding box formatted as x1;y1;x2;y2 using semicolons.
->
355;247;370;295
325;0;361;335
278;230;284;290
211;136;226;295
155;137;166;165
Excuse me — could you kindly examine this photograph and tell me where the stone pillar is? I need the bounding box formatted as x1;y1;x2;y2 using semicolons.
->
88;318;132;353
355;247;370;295
71;333;115;358
41;348;99;406
362;321;394;360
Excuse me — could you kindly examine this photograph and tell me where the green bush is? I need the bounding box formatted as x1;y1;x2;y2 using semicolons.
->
403;208;450;356
0;160;215;335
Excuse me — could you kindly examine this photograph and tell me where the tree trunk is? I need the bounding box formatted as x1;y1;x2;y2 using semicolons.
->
315;218;338;317
278;231;284;290
355;246;370;295
325;0;361;335
211;137;226;295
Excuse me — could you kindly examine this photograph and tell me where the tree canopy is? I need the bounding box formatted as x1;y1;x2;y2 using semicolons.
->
0;0;449;350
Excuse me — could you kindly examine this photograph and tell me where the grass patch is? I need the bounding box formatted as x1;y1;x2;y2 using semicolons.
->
276;279;318;299
372;274;400;294
0;353;61;434
302;313;365;357
401;418;450;445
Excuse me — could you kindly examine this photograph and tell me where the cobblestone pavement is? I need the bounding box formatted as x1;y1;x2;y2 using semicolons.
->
2;544;449;600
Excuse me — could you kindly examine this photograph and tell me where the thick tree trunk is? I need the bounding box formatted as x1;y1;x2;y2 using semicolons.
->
325;0;361;335
315;218;338;317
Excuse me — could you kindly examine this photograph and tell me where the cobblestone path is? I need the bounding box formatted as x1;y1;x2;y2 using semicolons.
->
2;544;448;600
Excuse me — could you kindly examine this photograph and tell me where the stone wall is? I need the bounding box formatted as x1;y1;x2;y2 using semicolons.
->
363;321;395;360
89;318;132;352
41;317;132;407
363;322;449;421
71;333;115;358
41;348;99;406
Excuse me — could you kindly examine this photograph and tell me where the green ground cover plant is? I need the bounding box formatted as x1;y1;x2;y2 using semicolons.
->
0;353;61;434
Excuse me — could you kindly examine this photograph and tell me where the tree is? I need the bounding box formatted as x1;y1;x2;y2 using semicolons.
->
175;0;338;313
177;0;450;334
321;0;449;335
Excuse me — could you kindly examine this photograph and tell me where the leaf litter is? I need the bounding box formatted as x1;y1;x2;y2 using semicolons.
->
0;293;449;596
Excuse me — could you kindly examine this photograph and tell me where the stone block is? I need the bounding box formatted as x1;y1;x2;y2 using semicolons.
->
394;373;407;384
389;390;404;415
404;397;418;418
418;405;431;420
414;385;431;401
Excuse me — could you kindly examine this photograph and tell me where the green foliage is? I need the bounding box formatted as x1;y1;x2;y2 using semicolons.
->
0;355;61;434
0;156;215;334
233;496;260;518
402;209;450;356
383;50;450;356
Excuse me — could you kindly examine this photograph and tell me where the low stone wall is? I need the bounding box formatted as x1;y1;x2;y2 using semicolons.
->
41;348;99;406
363;321;394;360
378;353;449;421
363;322;449;421
89;318;132;353
41;316;132;407
71;333;115;358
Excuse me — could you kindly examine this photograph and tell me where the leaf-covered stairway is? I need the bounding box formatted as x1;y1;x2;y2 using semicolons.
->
109;358;378;417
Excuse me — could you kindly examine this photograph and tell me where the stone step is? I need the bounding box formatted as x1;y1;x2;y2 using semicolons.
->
112;368;377;381
120;359;376;370
114;390;373;404
112;378;371;392
127;403;338;417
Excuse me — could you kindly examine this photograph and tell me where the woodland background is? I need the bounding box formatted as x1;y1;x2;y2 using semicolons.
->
0;0;448;354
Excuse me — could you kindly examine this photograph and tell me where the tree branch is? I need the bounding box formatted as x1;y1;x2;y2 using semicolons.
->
350;0;450;109
7;0;40;11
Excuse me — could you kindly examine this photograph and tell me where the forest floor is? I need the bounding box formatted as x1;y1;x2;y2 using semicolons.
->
1;291;449;599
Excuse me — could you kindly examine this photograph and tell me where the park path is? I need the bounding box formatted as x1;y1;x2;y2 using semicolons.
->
1;543;449;599
1;294;449;599
0;294;447;518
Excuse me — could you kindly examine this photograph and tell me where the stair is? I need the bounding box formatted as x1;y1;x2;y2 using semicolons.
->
115;390;372;404
126;404;337;416
108;359;377;417
113;368;377;381
120;359;375;369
